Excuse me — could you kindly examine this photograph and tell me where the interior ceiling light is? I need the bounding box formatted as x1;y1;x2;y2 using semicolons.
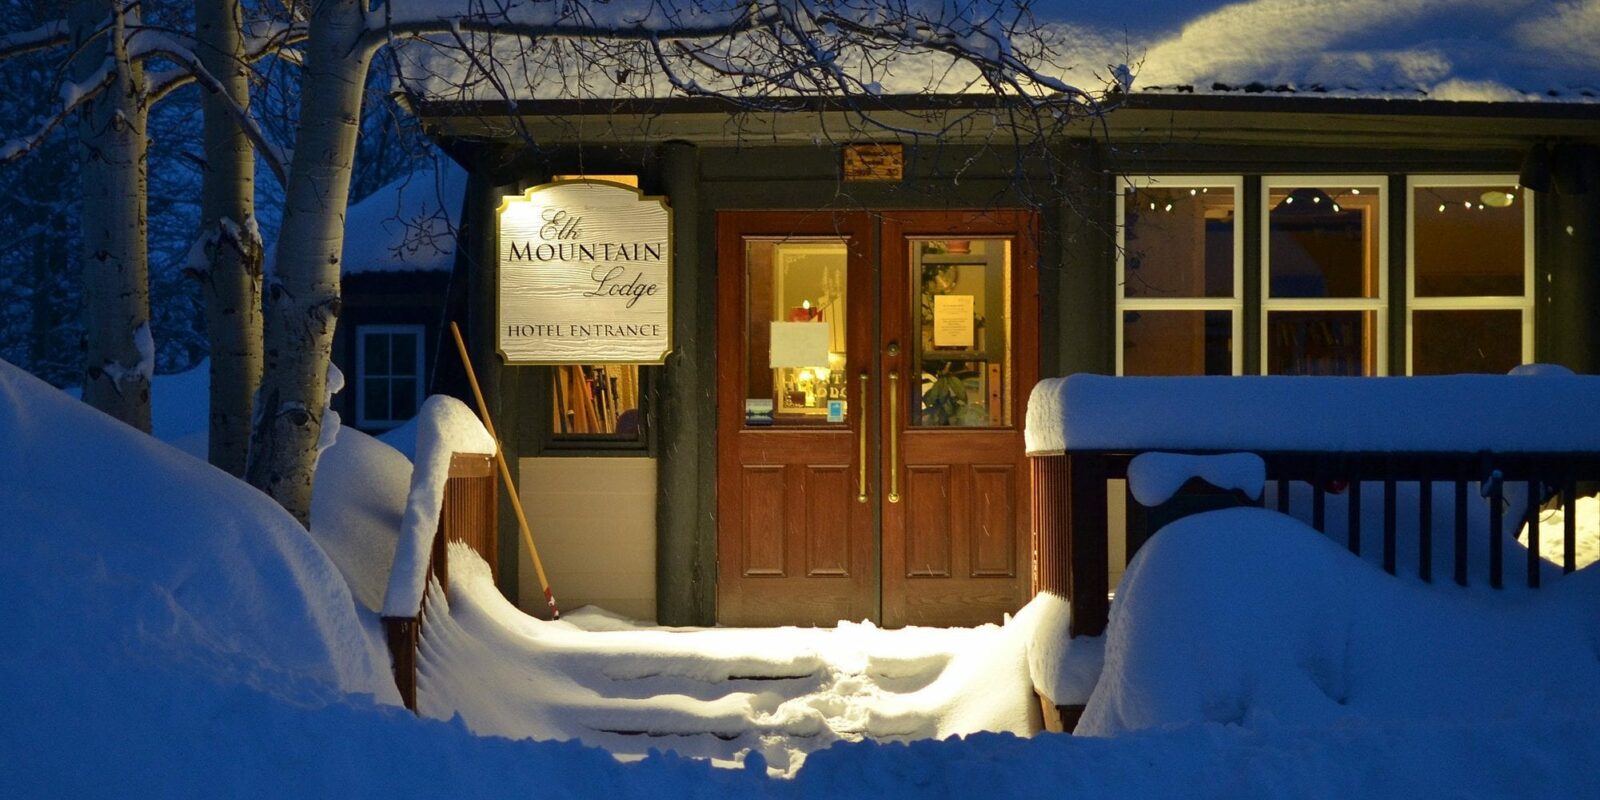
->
1481;190;1516;207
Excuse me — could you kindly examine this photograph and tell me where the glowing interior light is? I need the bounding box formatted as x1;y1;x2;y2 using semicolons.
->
1164;203;1173;212
1481;190;1516;208
1331;203;1341;212
1438;203;1447;212
1312;195;1322;203
1189;189;1197;196
1352;188;1361;194
1463;201;1472;209
1285;196;1295;204
802;300;811;310
1149;202;1156;210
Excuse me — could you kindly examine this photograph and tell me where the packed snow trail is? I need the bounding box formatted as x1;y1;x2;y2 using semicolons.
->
410;545;1037;775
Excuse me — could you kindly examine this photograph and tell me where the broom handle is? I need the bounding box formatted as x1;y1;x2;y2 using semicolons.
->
448;322;560;619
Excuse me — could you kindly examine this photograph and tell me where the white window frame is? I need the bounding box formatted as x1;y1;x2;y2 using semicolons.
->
355;324;426;429
1404;175;1535;375
1260;175;1390;376
1115;175;1246;376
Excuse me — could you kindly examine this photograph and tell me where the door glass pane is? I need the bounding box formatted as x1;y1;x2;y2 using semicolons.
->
1268;184;1381;298
1413;184;1526;297
910;239;1011;427
1266;310;1378;375
1122;184;1235;299
1412;310;1522;375
744;239;848;426
1122;310;1233;376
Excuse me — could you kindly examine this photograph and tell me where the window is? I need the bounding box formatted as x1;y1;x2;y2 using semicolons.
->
1406;177;1534;375
1263;177;1387;376
1116;177;1243;375
551;364;644;438
356;325;425;429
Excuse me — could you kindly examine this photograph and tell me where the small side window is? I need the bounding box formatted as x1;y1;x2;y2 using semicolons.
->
551;364;645;443
355;325;426;429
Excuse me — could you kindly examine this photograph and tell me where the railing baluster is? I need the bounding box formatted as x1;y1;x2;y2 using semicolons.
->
1383;473;1397;576
1526;478;1542;589
1348;476;1362;555
1419;480;1433;583
1563;475;1577;574
1489;478;1504;590
1454;479;1468;587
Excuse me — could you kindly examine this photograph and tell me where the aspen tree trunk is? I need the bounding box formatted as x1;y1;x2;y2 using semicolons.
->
196;0;262;478
72;0;152;432
246;0;373;525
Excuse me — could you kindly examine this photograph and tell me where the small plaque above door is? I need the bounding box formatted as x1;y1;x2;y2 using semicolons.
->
842;143;903;182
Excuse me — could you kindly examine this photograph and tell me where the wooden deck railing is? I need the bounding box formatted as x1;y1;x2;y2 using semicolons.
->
1032;450;1600;639
382;452;497;711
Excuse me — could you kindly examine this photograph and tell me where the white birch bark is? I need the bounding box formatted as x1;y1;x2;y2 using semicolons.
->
245;0;373;525
72;0;151;432
196;0;262;478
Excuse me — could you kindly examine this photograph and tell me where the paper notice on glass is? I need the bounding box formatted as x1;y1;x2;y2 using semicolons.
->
770;321;831;368
933;295;975;348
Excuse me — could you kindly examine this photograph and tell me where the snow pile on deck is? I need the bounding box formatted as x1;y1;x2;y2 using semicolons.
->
1026;372;1600;454
382;395;497;617
1080;507;1600;735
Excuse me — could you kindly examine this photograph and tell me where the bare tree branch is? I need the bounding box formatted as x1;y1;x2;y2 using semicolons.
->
0;20;69;61
0;61;114;162
128;31;290;186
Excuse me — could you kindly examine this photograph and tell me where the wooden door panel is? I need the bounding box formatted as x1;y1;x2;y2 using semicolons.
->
970;464;1018;577
740;466;788;576
804;465;853;577
904;465;955;578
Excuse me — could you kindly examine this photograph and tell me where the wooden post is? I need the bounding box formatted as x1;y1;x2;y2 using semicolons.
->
382;616;420;712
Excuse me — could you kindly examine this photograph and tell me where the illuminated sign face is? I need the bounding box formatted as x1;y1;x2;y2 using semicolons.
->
497;180;672;363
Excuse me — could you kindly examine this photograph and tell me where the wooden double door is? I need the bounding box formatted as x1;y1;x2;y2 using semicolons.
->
715;210;1038;627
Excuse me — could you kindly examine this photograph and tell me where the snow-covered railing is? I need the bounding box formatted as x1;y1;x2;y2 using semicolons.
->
1027;372;1600;639
380;395;499;711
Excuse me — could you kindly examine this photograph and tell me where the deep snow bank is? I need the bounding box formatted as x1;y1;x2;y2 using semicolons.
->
0;359;398;703
1079;507;1600;736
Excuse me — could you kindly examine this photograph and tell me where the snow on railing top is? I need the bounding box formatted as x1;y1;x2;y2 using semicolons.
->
1024;369;1600;456
381;394;497;619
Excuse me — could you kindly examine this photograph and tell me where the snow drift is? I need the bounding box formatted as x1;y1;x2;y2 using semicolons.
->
0;359;398;703
1079;507;1600;736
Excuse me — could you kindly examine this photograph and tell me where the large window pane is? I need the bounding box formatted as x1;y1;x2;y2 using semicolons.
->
1267;310;1378;376
1122;185;1235;299
911;239;1012;427
1268;185;1380;299
1122;310;1233;376
744;240;848;426
1413;184;1526;297
1412;310;1522;375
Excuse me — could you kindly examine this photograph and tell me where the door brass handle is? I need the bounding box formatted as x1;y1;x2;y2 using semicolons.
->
888;370;900;504
857;371;869;503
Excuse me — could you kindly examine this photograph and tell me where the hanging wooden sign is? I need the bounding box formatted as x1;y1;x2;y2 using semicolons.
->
498;180;672;364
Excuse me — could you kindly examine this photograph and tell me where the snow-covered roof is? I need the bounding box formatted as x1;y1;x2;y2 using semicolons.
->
340;163;465;276
1025;371;1600;455
395;0;1600;107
